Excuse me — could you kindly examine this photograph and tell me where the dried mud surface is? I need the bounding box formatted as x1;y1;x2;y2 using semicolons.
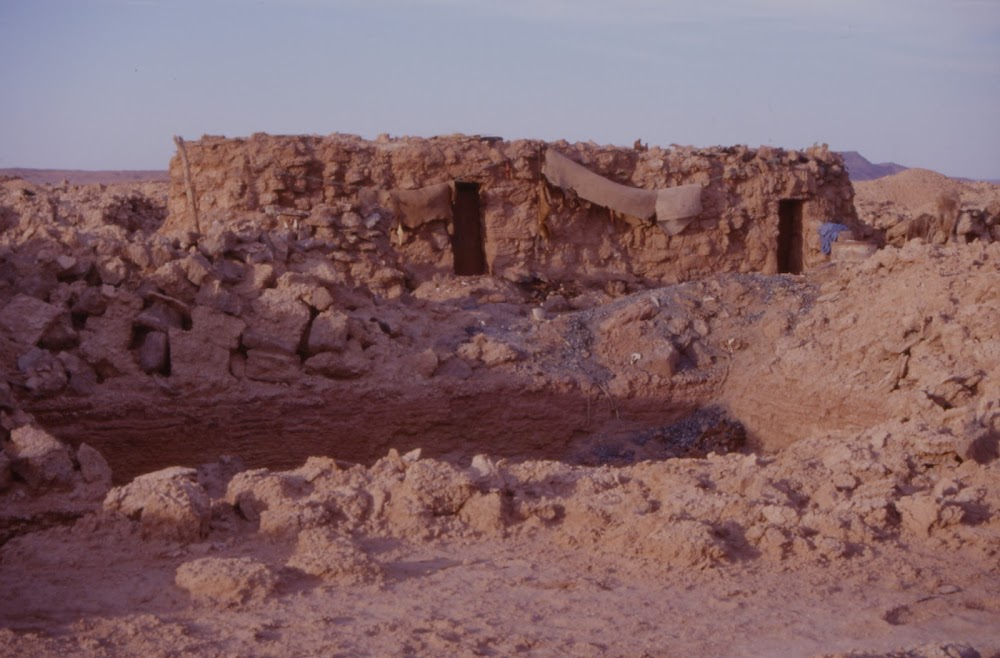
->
1;173;1000;657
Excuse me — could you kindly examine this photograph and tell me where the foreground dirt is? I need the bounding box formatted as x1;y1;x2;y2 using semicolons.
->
1;173;1000;657
1;408;998;657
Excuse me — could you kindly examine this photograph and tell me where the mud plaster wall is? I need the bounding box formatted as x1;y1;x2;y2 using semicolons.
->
164;133;858;287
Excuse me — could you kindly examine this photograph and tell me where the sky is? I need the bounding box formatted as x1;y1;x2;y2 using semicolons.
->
0;0;998;179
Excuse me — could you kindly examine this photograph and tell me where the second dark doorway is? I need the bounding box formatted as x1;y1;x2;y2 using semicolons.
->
451;182;487;275
777;199;804;274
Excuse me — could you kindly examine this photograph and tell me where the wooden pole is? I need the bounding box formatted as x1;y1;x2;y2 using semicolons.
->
173;135;201;234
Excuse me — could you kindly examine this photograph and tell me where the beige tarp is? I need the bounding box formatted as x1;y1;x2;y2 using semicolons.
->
390;182;454;229
542;149;657;220
541;149;702;236
655;183;704;236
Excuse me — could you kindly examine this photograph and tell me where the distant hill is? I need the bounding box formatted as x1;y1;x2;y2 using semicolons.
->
837;152;909;182
0;168;168;185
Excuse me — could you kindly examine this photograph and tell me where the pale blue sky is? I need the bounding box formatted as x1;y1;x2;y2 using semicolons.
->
1;0;998;179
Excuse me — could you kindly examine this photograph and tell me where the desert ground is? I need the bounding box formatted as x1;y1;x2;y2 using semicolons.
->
1;162;999;657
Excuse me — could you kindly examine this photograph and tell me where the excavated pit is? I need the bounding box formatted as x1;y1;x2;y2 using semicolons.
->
25;385;747;484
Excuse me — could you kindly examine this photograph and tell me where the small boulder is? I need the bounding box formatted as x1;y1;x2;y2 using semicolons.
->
306;310;349;355
224;467;349;536
386;459;475;533
303;346;369;379
175;557;277;607
195;280;244;316
0;294;64;346
309;287;334;312
197;225;237;259
5;425;75;491
896;493;964;537
286;527;382;584
245;349;301;383
243;288;311;354
71;286;108;317
78;291;144;378
17;347;69;396
138;331;169;374
457;334;521;367
639;343;682;378
149;261;198;302
399;349;439;378
103;466;210;542
169;306;245;382
225;468;309;524
58;351;99;395
459;491;507;534
96;256;128;286
178;253;213;287
76;442;113;487
38;313;78;351
642;519;731;569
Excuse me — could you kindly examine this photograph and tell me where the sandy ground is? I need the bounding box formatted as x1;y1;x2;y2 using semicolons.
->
2;524;998;657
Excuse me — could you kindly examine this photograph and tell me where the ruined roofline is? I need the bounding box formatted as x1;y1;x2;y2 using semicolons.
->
173;131;848;167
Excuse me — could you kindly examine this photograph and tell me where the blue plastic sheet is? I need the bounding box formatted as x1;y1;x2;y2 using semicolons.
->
819;222;850;255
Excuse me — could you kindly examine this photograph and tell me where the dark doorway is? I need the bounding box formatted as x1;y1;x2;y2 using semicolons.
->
777;199;804;274
451;182;486;275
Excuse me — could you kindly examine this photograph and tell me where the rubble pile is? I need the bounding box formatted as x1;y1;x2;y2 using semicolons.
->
854;168;1000;247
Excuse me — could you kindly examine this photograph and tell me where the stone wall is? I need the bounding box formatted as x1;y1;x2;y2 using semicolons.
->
164;133;859;287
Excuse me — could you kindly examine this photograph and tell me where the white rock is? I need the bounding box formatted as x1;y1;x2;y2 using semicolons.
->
103;467;210;542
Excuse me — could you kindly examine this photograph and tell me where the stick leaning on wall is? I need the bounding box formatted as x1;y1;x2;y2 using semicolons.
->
173;135;201;235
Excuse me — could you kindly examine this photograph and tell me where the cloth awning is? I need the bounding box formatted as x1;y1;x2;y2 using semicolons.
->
542;149;702;236
390;182;454;229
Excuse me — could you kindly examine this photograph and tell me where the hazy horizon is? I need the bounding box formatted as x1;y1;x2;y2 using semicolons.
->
1;0;998;180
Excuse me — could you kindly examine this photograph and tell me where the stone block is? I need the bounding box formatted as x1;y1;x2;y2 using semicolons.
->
76;442;113;487
138;331;168;374
103;466;210;542
17;347;68;396
191;305;246;350
169;328;232;382
6;425;75;491
0;294;63;346
175;557;277;607
306;310;349;355
242;288;310;354
245;349;301;383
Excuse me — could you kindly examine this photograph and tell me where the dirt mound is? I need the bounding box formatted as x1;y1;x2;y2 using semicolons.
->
854;169;1000;245
855;168;963;212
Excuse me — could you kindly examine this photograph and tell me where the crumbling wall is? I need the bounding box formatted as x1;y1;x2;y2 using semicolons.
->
164;134;858;287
